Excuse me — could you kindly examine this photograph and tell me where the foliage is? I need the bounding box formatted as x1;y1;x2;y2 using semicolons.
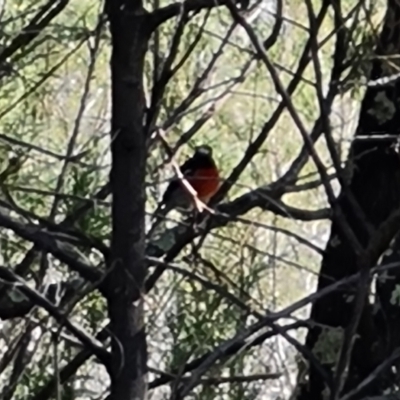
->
0;0;395;399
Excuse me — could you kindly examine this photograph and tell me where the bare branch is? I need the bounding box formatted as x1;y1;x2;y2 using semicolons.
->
150;262;400;391
224;0;363;256
340;348;400;400
146;183;330;290
0;210;101;283
0;266;111;366
0;0;69;66
149;0;245;29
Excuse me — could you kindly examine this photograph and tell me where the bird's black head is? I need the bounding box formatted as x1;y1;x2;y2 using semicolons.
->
179;144;215;173
194;145;213;157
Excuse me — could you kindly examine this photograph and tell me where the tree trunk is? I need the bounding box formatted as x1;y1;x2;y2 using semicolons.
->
298;1;400;399
105;2;151;399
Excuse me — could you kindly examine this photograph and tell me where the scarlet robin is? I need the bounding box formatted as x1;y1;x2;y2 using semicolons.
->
148;145;220;236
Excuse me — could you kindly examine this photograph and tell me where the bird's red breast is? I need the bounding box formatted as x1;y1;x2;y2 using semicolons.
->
186;166;220;202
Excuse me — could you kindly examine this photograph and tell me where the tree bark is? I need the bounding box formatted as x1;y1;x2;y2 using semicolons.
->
105;1;151;399
298;1;400;399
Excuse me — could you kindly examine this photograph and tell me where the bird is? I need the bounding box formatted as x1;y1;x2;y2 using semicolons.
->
148;145;220;237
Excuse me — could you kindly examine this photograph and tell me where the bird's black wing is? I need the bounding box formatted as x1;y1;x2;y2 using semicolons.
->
161;156;197;204
177;156;198;176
